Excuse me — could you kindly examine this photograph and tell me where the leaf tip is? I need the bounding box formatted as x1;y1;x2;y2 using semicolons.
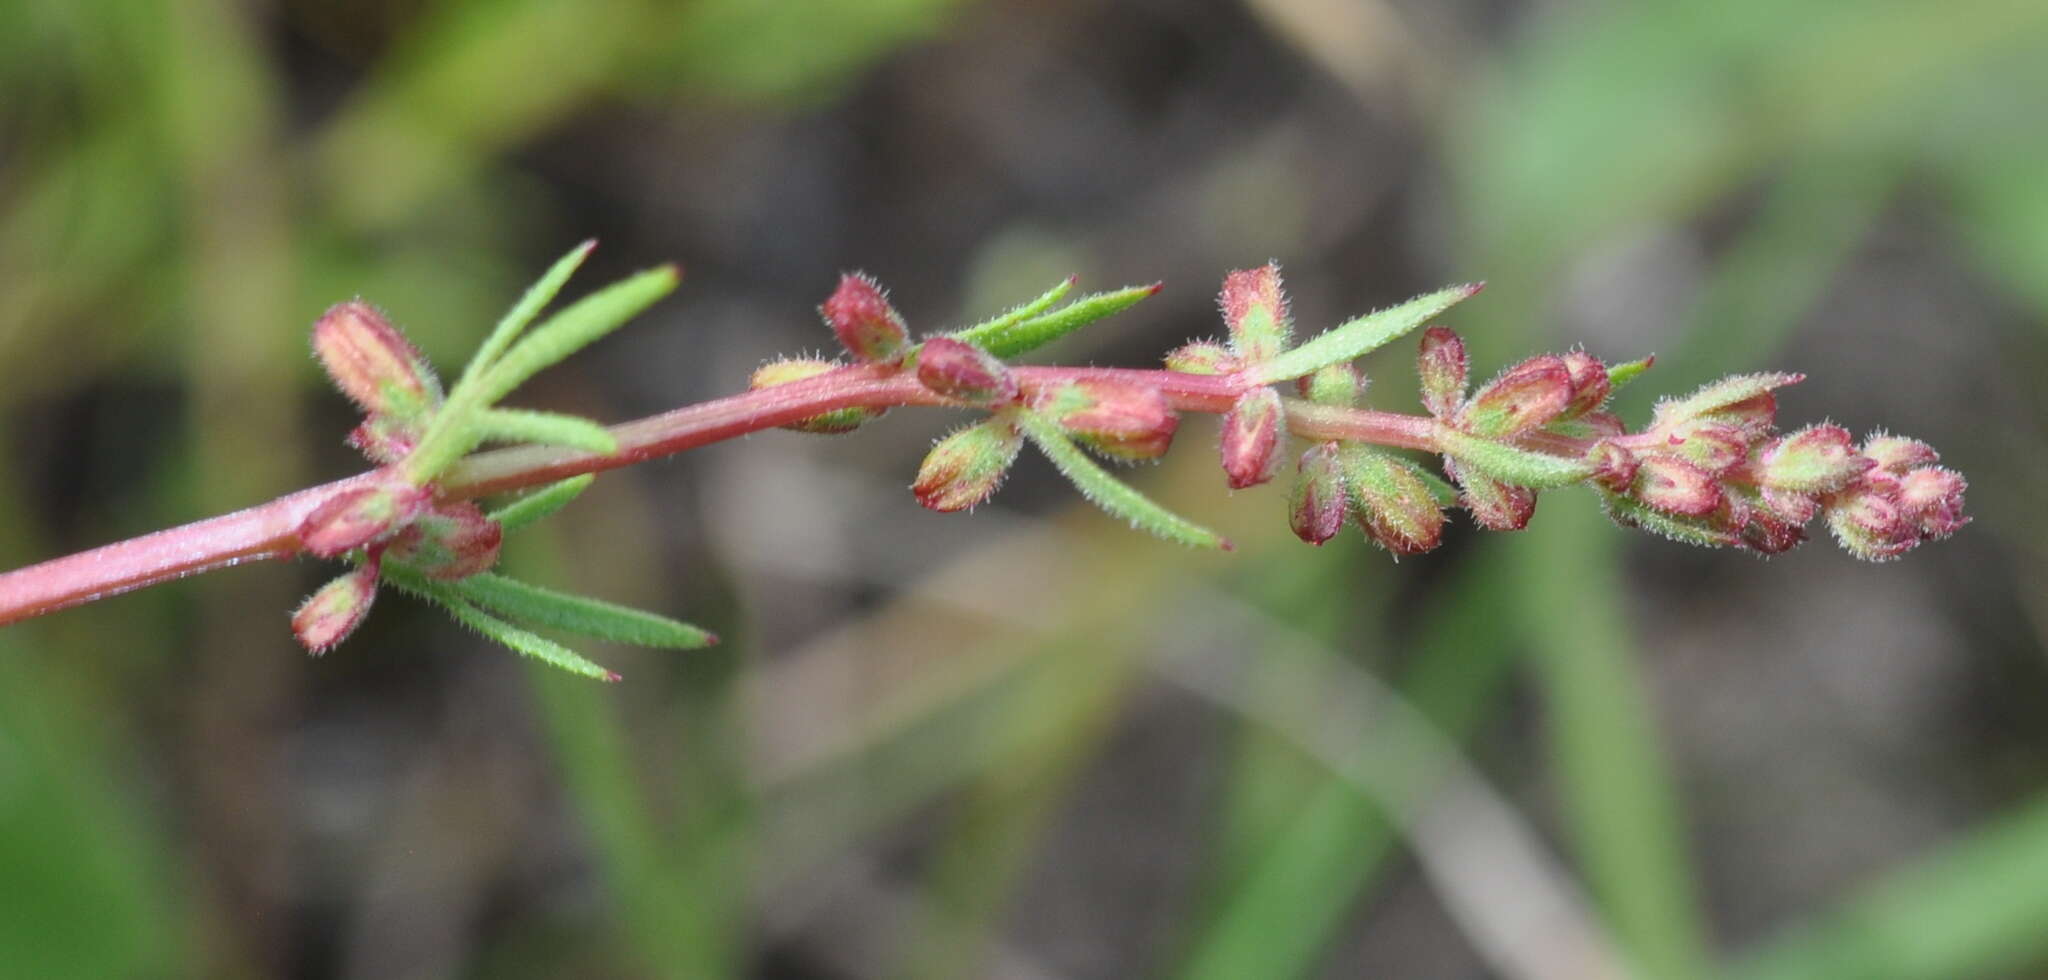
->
602;670;623;683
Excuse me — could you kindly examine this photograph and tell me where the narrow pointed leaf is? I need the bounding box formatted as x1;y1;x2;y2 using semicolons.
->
474;408;619;454
1600;491;1741;549
458;239;597;387
1249;283;1482;384
1015;409;1229;549
1606;355;1654;394
951;276;1075;344
477;265;680;404
488;475;596;533
954;283;1161;359
451;573;717;648
1652;371;1803;429
1435;426;1593;488
394;576;617;681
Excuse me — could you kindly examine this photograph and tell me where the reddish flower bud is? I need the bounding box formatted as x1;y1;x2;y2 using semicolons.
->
1458;355;1573;437
1632;456;1722;516
915;337;1018;406
298;480;432;558
821;272;909;364
1758;424;1871;493
1341;449;1446;556
1658;421;1751;477
312;301;442;421
386;501;502;580
1740;506;1808;555
1164;340;1241;375
1559;350;1611;419
1445;457;1537;531
913;417;1023;512
1759;485;1820;525
1862;433;1940;474
1297;362;1365;407
1219;263;1292;364
1220;387;1284;489
1289;443;1347;545
749;358;886;434
1416;326;1469;419
1035;381;1178;461
1585;440;1640;493
292;561;380;654
1825;471;1917;561
346;414;422;464
1898;466;1969;539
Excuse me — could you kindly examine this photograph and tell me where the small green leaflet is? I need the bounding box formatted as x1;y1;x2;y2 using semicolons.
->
1014;409;1230;550
1249;283;1483;384
1434;426;1593;488
949;283;1160;359
489;475;596;533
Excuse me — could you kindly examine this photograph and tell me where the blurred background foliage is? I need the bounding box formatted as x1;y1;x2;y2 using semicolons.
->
1;0;2045;976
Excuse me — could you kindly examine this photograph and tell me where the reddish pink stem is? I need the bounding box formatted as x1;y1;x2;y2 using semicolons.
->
0;364;1581;627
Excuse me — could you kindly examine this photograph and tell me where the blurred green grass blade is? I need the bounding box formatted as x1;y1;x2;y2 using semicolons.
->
1249;284;1481;385
473;408;619;454
450;572;716;649
459;239;597;386
1733;791;2048;980
476;264;679;405
955;283;1160;359
1015;409;1229;549
1514;496;1712;980
488;474;596;532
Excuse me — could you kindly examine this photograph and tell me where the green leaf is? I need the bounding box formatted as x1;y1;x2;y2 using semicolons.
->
1597;491;1740;549
1435;426;1593;488
1014;409;1229;549
950;276;1074;343
451;573;717;649
1605;355;1654;394
392;574;618;680
473;408;619;454
953;283;1160;359
1413;465;1460;507
476;264;681;405
488;475;596;533
458;239;597;388
1652;371;1803;428
1249;283;1483;384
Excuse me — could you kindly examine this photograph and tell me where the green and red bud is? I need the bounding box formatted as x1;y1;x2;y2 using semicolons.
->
347;414;422;464
1445;456;1536;531
1824;471;1917;561
1289;442;1347;545
1898;466;1969;538
1219;263;1291;364
292;560;380;654
915;337;1018;406
1298;362;1364;408
1757;424;1870;493
1656;420;1751;477
1739;500;1808;555
1653;372;1801;436
1585;440;1640;493
1034;381;1178;461
749;358;886;434
1340;448;1446;556
913;417;1023;512
1164;340;1241;375
385;501;502;580
312;301;442;422
298;480;433;558
1458;355;1573;437
821;272;909;365
1632;456;1722;516
1558;350;1612;419
1416;326;1468;420
1220;387;1284;489
1862;433;1939;474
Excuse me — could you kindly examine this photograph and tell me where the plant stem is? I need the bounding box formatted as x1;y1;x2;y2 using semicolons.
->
0;364;1573;627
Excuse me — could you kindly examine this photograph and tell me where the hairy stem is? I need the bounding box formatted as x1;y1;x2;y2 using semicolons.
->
0;364;1585;626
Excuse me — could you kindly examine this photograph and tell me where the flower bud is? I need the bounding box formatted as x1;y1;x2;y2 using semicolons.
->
915;337;1018;406
821;272;909;364
386;501;502;580
1759;485;1819;525
1458;355;1573;437
1862;433;1939;474
1297;362;1364;408
1164;340;1240;375
749;358;886;434
1219;263;1291;364
1341;449;1446;556
1757;424;1871;493
913;417;1023;512
1559;350;1611;419
1585;440;1640;493
1445;457;1537;531
1289;442;1347;545
312;301;442;421
1220;387;1284;489
1740;505;1808;555
1898;466;1968;539
292;561;380;654
1658;421;1751;477
1632;456;1721;516
346;414;421;464
1035;381;1178;461
1825;472;1917;561
1416;326;1468;419
298;480;432;558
